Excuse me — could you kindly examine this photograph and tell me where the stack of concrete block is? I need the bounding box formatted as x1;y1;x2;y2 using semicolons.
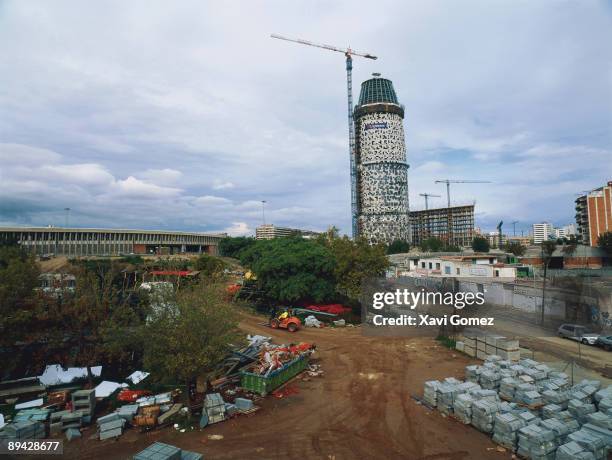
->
585;412;612;430
499;377;518;401
65;428;81;441
234;397;254;412
471;400;500;434
465;365;482;383
594;386;612;404
582;423;612;453
496;339;520;361
2;420;45;440
555;441;597;460
72;389;95;421
552;410;577;424
462;333;477;357
50;410;71;435
116;404;140;424
454;393;475;424
542;389;570;408
204;393;226;424
517;424;557;460
476;335;488;360
98;417;126;440
423;380;440;407
599;399;612;416
567;428;608;460
13;408;52;423
517;410;540;427
542;404;562;419
133;442;203;460
436;382;459;415
540;418;579;446
60;411;83;431
480;370;501;390
485;335;505;356
515;383;538;405
492;412;526;451
568;399;597;424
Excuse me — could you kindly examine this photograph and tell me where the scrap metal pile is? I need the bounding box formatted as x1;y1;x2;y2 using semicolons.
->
422;353;612;459
211;335;315;385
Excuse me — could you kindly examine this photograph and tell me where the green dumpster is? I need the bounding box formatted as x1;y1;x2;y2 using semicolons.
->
240;355;309;396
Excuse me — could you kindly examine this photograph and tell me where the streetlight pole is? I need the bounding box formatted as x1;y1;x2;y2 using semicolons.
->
261;201;266;225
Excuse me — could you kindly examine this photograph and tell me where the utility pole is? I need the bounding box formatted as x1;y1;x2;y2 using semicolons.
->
271;34;377;239
64;207;71;227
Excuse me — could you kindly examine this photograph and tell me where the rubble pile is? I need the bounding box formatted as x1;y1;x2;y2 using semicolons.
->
0;334;319;451
423;340;612;458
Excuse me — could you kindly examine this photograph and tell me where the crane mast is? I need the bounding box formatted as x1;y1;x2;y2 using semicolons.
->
271;34;377;238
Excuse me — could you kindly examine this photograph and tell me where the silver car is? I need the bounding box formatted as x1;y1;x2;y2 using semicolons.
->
557;324;599;345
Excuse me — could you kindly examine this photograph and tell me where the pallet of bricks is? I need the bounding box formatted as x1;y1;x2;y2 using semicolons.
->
459;330;520;362
133;441;202;460
422;354;612;459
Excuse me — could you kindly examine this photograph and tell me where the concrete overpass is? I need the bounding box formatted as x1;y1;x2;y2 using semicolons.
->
0;227;226;257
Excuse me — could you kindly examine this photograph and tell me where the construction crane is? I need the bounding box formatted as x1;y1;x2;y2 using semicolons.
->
434;179;492;208
419;193;441;210
271;33;378;238
434;179;491;244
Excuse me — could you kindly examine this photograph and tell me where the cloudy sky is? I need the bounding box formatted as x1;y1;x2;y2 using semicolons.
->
1;1;611;237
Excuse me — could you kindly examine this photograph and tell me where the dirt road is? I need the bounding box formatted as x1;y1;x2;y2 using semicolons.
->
60;312;512;460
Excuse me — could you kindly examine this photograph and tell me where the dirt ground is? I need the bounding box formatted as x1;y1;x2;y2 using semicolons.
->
54;312;513;460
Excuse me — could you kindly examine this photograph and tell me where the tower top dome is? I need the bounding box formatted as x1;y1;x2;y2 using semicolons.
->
357;76;399;105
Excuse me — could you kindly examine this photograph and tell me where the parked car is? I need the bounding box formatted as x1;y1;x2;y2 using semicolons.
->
557;324;599;345
595;335;612;351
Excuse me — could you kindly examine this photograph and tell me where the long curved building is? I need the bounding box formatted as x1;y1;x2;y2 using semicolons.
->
354;74;410;244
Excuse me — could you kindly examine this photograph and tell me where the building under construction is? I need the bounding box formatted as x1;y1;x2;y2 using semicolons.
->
354;75;410;244
410;204;475;248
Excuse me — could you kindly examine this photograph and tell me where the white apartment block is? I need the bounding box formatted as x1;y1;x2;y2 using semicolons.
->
532;222;553;244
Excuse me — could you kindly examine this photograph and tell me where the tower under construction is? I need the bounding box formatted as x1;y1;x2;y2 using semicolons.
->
354;75;410;244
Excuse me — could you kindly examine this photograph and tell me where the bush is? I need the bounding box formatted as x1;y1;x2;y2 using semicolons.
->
472;236;490;253
387;239;410;254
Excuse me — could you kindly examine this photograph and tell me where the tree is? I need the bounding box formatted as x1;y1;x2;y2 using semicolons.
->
193;254;226;279
505;241;526;257
387;239;410;255
141;282;238;390
598;231;612;256
0;245;40;347
218;236;256;258
328;236;389;301
240;237;336;303
47;260;145;383
420;237;444;252
472;236;490;253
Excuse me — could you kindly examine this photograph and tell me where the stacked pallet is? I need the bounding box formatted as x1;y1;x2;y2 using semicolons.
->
2;420;45;440
492;412;526;451
133;441;203;460
458;332;520;361
517;424;556;460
